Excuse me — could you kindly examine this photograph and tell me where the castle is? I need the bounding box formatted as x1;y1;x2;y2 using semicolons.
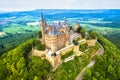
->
32;13;97;68
41;13;73;53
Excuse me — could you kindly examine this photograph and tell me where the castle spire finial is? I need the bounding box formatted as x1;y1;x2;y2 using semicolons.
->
41;11;44;21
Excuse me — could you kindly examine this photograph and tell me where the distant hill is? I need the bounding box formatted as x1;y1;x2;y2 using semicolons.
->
0;9;120;18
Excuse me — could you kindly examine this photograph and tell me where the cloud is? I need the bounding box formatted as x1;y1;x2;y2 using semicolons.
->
0;0;120;11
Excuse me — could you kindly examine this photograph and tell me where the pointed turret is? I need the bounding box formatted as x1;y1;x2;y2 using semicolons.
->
41;11;44;20
41;11;46;44
41;11;45;27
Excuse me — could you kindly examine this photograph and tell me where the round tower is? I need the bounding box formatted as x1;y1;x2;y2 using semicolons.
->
51;35;58;53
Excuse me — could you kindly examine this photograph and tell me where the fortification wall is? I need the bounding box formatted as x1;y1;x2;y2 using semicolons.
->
32;49;62;68
32;50;46;58
59;44;74;55
86;39;97;46
53;55;61;68
45;54;55;67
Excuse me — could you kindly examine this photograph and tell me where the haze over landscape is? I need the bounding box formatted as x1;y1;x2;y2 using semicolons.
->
0;0;120;11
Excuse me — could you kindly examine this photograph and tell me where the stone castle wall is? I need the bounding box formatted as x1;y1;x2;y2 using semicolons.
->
32;49;45;58
57;33;66;49
58;44;74;55
86;39;97;46
45;54;61;68
32;49;61;68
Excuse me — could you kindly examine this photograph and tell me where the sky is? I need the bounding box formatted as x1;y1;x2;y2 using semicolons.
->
0;0;120;11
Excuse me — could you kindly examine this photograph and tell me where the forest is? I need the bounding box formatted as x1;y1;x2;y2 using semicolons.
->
82;34;120;80
0;38;52;80
0;29;120;80
89;23;120;28
0;32;38;55
0;29;101;80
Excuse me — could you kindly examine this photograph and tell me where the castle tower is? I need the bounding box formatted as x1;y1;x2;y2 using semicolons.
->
51;35;58;53
41;11;46;44
65;27;70;46
48;25;52;34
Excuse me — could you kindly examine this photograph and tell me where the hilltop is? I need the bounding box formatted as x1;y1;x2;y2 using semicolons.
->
0;30;120;80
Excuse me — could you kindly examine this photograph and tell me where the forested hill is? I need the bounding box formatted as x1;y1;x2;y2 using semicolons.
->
0;33;120;80
83;34;120;80
0;39;52;80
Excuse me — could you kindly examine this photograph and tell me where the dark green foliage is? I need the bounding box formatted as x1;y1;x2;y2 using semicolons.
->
73;40;78;45
83;34;120;80
0;39;52;80
36;44;46;51
104;33;120;48
32;39;46;51
0;32;38;55
33;39;40;47
70;26;73;30
79;43;88;52
0;31;42;55
73;37;80;45
86;36;91;40
76;26;82;33
80;28;86;38
38;31;42;38
89;31;97;39
90;22;120;28
28;56;51;80
61;50;74;60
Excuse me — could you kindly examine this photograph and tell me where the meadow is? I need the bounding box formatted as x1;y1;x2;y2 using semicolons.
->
2;24;39;34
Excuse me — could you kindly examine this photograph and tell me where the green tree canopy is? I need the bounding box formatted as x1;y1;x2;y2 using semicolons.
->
80;28;86;38
89;31;97;39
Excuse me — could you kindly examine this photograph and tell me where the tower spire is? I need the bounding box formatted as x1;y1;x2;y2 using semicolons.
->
41;11;46;44
41;11;44;22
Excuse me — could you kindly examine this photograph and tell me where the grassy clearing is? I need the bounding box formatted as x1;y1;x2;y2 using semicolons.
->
61;50;74;60
2;23;40;34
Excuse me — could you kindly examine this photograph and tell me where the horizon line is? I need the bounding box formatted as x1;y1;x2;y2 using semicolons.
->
0;8;120;12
